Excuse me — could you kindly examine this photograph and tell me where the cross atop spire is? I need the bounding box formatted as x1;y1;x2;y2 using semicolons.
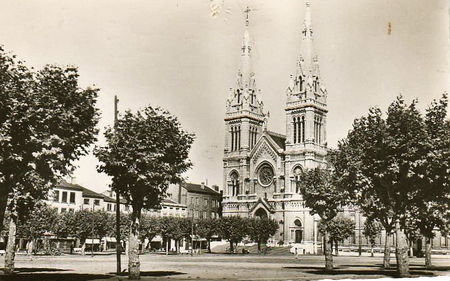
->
243;6;251;26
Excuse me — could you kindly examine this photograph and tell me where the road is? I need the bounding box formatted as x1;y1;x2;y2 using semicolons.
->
1;253;449;280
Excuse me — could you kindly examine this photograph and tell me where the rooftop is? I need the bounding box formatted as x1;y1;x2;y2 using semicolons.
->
183;183;220;196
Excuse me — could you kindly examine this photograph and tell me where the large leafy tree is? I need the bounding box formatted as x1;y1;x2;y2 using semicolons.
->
363;218;383;257
247;217;278;252
298;168;347;270
333;95;449;277
405;94;450;268
196;218;219;253
139;214;160;251
0;47;99;274
319;215;355;256
95;107;194;279
217;216;249;253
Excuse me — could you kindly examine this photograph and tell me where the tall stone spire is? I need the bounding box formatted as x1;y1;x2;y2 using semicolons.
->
238;6;255;90
226;6;264;115
286;1;326;102
299;1;315;75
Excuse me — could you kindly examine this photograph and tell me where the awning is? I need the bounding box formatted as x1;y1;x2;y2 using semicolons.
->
85;239;101;244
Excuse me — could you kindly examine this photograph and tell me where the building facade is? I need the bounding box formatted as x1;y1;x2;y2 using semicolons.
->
222;2;327;251
167;182;221;219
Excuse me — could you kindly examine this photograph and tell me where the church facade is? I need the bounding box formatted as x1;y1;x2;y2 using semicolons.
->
222;2;328;252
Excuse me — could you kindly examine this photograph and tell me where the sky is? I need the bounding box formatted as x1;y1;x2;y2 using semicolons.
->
0;0;448;193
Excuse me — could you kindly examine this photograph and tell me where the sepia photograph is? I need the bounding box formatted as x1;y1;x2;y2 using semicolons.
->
0;0;449;280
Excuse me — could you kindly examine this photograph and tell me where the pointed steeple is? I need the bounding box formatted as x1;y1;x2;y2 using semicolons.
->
238;6;255;90
299;1;315;77
286;1;327;102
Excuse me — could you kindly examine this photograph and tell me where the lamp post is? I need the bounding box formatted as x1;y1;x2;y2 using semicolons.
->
91;204;95;257
114;95;121;275
358;211;362;256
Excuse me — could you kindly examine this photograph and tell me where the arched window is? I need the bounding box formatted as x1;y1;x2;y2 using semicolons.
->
293;117;297;144
293;166;302;193
292;219;303;243
255;208;268;218
300;116;305;143
230;171;240;196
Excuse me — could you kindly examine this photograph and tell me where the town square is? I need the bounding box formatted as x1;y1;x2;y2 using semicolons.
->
0;0;449;280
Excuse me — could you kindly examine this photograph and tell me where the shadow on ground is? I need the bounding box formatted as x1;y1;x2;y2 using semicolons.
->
284;266;443;278
110;271;186;277
0;273;113;281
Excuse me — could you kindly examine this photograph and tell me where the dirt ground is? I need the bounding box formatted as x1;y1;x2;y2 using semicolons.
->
0;253;449;280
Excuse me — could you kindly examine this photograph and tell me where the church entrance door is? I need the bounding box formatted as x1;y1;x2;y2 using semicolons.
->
295;230;302;243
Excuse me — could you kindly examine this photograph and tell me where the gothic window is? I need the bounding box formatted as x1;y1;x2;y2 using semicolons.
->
313;77;319;92
230;126;235;151
301;116;305;143
230;171;240;196
293;117;297;144
293;166;302;193
258;164;274;187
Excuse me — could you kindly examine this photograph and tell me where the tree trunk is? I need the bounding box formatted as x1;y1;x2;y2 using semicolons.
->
128;212;141;280
229;241;234;253
370;245;374;257
207;239;211;253
395;221;409;277
424;236;432;268
324;231;333;271
257;241;261;252
4;216;17;274
165;239;169;255
334;241;339;256
383;231;391;268
0;187;9;233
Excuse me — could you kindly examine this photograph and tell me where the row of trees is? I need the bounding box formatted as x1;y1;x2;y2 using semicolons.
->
299;94;450;277
2;203;279;256
0;46;196;280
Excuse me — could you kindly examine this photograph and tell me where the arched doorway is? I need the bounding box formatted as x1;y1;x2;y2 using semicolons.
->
293;219;303;243
254;208;268;218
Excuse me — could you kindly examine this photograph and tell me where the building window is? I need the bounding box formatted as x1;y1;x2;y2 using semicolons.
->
69;192;76;204
125;205;130;211
107;203;112;211
53;190;59;202
62;191;68;203
229;171;240;196
230;125;241;151
61;208;67;213
204;198;208;206
113;204;117;212
94;199;100;206
84;199;90;205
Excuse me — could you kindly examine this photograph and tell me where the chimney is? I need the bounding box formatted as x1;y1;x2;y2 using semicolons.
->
212;185;219;192
200;182;205;189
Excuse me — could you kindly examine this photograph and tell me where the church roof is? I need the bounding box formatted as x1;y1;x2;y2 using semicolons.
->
266;131;286;150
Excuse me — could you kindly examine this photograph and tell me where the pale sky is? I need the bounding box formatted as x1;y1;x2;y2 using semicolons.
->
0;0;448;193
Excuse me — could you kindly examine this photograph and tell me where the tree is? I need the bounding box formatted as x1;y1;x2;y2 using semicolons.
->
298;168;347;271
139;214;160;252
196;218;219;253
333;96;445;277
16;203;59;254
405;94;450;268
95;107;194;279
0;48;99;274
319;215;355;256
363;219;382;257
247;217;278;252
157;216;178;254
217;216;248;253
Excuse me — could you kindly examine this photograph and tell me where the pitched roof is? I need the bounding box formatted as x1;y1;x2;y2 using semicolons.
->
183;183;220;196
266;131;286;150
56;180;104;199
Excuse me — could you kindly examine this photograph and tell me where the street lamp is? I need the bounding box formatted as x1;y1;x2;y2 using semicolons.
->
91;204;95;257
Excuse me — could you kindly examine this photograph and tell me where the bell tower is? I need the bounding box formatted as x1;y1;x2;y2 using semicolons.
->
223;7;265;198
285;1;328;192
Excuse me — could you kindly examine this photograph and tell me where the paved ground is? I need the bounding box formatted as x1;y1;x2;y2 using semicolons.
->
0;253;449;280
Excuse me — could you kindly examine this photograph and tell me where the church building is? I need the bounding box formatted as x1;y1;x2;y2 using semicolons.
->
222;2;328;252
